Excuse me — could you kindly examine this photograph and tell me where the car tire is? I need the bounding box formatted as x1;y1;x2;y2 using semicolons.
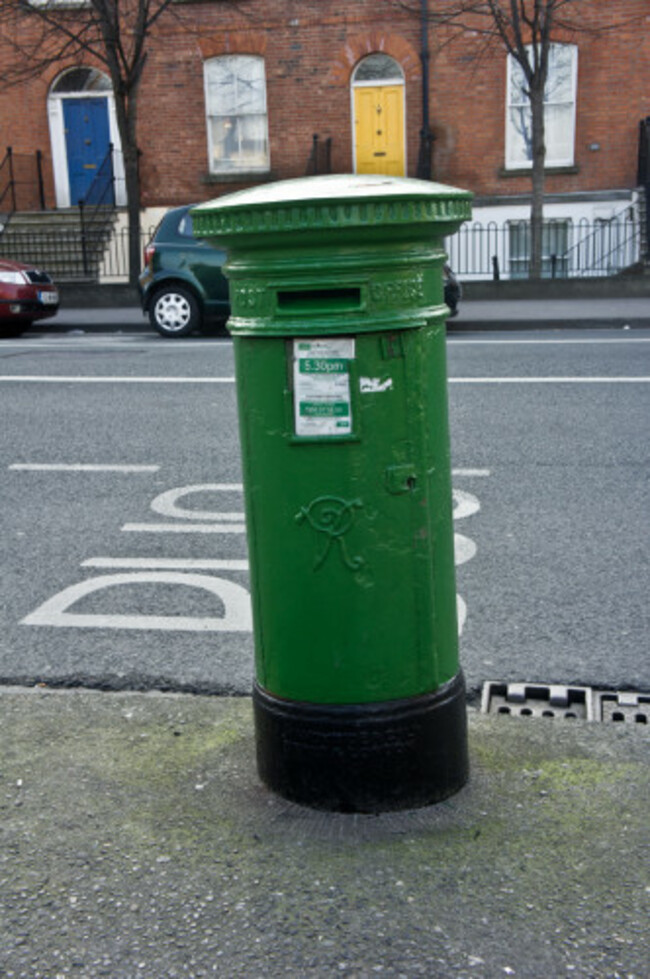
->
149;286;201;338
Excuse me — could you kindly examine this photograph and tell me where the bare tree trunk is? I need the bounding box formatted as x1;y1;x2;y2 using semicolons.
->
111;82;142;286
529;80;546;280
124;147;142;286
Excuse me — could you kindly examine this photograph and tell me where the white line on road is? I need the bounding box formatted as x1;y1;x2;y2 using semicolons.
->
449;337;650;345
0;376;235;383
0;337;231;349
3;374;649;384
449;376;650;383
9;463;160;472
122;522;247;534
452;468;491;477
82;557;250;570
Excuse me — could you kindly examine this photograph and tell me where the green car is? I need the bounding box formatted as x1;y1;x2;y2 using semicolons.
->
139;204;230;338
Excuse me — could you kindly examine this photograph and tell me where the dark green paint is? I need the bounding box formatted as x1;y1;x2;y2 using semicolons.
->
193;175;472;706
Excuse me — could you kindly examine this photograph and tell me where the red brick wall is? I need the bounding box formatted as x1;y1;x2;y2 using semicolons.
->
428;0;650;197
136;1;427;206
1;0;649;209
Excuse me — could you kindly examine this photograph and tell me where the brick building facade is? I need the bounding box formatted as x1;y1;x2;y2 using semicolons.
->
1;0;649;277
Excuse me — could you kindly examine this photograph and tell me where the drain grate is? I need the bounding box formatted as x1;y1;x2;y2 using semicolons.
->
481;682;650;725
594;691;650;725
481;682;593;720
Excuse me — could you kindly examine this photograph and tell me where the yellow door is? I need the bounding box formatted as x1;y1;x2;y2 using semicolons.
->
354;84;405;176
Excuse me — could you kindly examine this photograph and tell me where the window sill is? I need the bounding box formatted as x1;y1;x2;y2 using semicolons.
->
202;171;275;185
499;165;579;178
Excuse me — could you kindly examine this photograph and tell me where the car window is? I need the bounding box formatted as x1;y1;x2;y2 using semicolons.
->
178;212;195;238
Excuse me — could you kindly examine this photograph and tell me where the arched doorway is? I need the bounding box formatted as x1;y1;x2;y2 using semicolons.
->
352;54;406;176
48;67;125;208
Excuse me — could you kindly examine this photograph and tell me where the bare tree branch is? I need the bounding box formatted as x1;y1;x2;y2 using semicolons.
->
0;0;245;284
405;0;644;277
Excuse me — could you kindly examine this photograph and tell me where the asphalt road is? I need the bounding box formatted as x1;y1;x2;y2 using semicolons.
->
1;327;648;698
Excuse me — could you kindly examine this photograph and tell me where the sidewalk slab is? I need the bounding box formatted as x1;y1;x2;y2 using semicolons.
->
450;297;650;332
29;295;650;336
2;688;648;978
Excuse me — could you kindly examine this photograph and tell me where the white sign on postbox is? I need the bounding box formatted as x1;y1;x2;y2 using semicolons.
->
293;338;354;437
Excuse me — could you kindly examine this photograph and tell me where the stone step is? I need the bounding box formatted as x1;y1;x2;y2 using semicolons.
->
0;209;118;280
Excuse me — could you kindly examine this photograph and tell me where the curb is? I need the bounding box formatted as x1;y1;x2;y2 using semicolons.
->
448;317;649;332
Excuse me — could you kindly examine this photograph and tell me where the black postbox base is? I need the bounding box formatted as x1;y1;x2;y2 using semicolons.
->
253;673;469;813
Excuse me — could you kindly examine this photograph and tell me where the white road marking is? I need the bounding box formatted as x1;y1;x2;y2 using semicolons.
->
449;376;650;383
0;375;234;384
454;533;477;567
22;572;252;632
9;463;159;473
453;488;481;520
20;476;484;637
453;488;482;638
456;595;467;637
449;337;650;345
122;522;247;534
0;340;232;353
82;557;249;571
150;484;244;521
4;374;647;385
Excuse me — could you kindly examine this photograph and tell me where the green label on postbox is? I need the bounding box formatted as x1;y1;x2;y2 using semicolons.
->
294;339;354;437
299;358;349;374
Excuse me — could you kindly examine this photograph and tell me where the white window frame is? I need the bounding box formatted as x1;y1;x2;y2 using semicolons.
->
28;1;90;7
204;55;270;176
508;219;571;279
505;43;578;170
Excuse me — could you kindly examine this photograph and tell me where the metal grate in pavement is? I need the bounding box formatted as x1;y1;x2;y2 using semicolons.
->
481;682;593;720
594;690;650;725
481;682;650;724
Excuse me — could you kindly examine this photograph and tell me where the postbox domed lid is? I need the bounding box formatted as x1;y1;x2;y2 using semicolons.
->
192;173;472;241
195;173;470;208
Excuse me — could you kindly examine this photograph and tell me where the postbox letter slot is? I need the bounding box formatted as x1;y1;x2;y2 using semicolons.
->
277;287;362;313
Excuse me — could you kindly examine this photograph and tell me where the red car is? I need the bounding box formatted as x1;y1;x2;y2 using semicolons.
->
0;257;59;337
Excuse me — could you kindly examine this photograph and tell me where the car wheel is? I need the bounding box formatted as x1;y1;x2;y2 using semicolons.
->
149;286;201;337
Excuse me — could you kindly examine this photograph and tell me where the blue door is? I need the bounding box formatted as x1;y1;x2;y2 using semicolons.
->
63;98;112;205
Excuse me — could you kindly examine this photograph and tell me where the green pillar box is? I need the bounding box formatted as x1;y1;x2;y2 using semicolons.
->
193;174;472;812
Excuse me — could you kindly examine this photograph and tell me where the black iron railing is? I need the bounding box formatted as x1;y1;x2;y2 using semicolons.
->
0;223;155;281
0;147;47;225
78;143;116;276
0;147;17;216
447;209;641;280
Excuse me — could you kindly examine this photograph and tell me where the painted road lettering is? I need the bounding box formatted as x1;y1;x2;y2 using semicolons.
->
22;477;484;636
23;573;251;632
22;482;252;633
452;481;486;637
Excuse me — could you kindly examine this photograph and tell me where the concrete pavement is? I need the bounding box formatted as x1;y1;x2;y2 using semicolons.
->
1;687;648;978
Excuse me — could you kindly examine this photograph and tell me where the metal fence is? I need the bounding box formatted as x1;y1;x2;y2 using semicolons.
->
97;225;155;281
447;212;641;280
97;212;645;283
1;212;643;283
0;223;158;281
0;147;47;214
